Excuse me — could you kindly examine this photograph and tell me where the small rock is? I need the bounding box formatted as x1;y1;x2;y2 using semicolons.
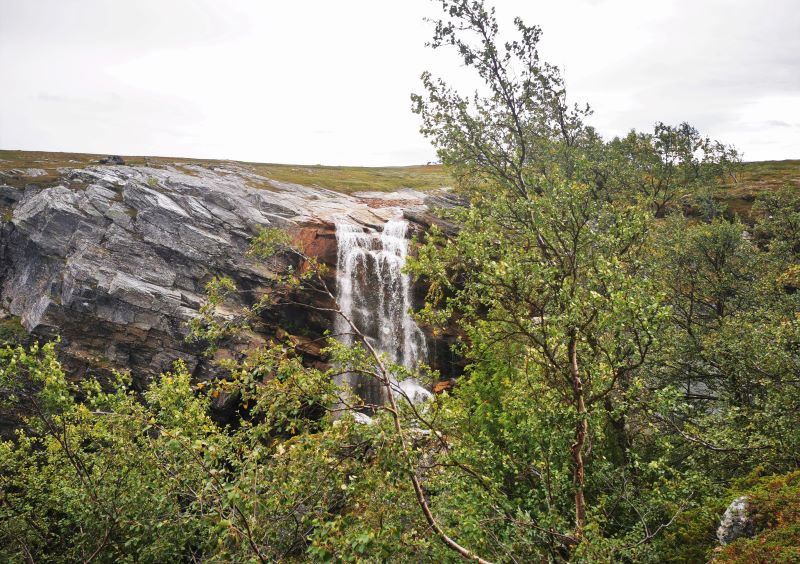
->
99;155;125;165
717;496;754;545
352;412;374;425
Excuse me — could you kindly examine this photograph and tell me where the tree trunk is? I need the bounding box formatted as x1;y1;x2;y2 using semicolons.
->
604;397;630;466
568;333;588;539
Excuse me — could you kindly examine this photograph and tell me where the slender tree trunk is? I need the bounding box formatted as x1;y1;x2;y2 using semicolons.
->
568;333;588;539
604;397;630;466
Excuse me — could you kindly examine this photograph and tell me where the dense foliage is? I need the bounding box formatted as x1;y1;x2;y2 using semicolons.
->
1;1;798;561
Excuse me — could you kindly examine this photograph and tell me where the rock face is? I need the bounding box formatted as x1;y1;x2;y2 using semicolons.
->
0;161;454;388
717;496;754;545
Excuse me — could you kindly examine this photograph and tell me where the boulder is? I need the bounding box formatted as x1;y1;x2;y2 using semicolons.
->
717;496;755;545
98;155;125;165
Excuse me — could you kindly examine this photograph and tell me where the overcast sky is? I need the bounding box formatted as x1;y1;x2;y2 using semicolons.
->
1;0;798;166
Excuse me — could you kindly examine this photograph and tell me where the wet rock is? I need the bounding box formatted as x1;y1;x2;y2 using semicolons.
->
396;378;433;405
404;189;465;236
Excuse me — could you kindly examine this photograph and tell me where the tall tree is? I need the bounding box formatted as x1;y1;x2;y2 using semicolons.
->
412;0;669;546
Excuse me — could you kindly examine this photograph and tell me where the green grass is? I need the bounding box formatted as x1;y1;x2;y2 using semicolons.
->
0;316;29;347
248;163;450;194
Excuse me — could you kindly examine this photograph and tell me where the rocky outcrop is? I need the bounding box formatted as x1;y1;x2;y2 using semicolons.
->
717;496;754;545
0;161;454;388
98;155;125;165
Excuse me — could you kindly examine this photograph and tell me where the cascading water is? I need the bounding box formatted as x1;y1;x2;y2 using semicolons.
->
334;218;432;408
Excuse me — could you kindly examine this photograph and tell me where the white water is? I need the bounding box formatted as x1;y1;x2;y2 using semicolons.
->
334;218;432;408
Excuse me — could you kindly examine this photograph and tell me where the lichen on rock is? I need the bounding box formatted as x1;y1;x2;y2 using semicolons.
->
717;496;754;545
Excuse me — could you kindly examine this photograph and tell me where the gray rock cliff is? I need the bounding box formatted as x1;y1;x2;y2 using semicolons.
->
0;161;446;388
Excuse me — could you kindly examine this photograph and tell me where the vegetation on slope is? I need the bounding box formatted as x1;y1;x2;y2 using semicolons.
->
714;471;800;563
720;159;800;218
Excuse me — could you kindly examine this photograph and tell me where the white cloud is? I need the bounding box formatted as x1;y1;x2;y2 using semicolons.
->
0;0;797;165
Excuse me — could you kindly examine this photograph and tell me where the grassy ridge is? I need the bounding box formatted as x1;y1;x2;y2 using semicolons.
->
720;159;800;217
0;150;796;204
0;150;451;195
249;163;450;194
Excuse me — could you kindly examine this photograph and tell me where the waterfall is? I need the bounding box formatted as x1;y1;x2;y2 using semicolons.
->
334;218;432;408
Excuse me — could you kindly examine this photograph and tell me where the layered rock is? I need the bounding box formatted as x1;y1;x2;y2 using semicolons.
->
0;161;455;388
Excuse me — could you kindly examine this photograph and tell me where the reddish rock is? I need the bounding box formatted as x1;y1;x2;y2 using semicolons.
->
291;223;338;266
433;378;456;394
